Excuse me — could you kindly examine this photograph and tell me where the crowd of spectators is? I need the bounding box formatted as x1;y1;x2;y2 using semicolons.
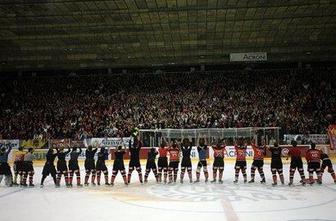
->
0;69;335;140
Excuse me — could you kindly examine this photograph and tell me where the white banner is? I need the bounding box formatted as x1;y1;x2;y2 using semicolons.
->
212;146;253;159
85;137;133;148
284;134;329;144
0;139;20;149
190;146;254;160
0;140;20;162
27;148;109;161
230;52;267;62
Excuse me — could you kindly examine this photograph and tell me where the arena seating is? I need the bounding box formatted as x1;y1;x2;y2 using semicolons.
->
0;69;335;139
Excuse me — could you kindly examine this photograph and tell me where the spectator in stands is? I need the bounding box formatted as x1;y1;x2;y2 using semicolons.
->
0;69;335;139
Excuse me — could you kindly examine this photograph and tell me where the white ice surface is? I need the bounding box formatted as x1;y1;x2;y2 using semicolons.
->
0;161;335;221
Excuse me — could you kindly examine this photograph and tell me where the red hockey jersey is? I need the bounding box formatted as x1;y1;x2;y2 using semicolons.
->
168;147;180;162
305;149;322;163
213;146;226;158
235;145;246;161
252;144;265;160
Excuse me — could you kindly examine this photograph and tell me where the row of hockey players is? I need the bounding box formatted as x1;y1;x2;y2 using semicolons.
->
0;137;335;187
233;140;336;186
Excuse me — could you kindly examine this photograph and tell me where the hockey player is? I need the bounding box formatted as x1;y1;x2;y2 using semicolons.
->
168;141;180;183
195;138;209;183
96;146;110;185
287;141;306;186
248;139;266;183
111;145;128;185
180;138;192;183
84;145;98;186
211;141;226;184
157;141;168;183
22;148;34;187
144;147;158;183
0;144;13;186
320;152;336;183
56;146;71;187
305;143;322;184
40;147;58;187
68;146;82;187
234;140;247;183
127;136;143;184
13;146;25;186
268;142;284;186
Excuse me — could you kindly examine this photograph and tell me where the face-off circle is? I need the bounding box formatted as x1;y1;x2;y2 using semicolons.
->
144;184;336;213
93;183;336;214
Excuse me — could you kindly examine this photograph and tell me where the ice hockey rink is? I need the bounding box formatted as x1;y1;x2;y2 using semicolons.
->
0;160;335;221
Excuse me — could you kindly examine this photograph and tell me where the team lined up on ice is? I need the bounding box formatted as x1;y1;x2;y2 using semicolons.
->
0;137;335;187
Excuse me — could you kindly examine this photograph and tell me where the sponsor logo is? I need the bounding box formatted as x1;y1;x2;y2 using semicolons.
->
282;148;289;156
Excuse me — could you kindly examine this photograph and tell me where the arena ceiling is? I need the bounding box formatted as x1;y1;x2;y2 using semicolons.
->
0;0;336;71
